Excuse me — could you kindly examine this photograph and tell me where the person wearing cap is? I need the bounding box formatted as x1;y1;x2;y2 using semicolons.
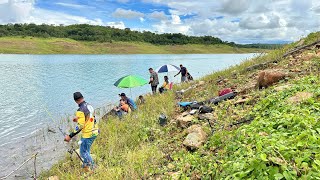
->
113;99;131;118
148;68;159;94
119;93;137;111
64;92;99;172
174;64;188;82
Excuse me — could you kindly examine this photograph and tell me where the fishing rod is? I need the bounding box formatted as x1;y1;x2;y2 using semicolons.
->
26;91;84;164
43;106;84;163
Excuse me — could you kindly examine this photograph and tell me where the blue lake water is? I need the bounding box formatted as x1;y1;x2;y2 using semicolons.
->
0;53;256;178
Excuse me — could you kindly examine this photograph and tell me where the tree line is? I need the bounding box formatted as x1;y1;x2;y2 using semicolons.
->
0;23;281;49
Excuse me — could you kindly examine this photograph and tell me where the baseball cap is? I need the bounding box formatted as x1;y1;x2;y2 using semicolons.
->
119;93;126;96
73;92;83;101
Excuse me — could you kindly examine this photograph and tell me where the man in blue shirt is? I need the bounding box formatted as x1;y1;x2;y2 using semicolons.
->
119;93;137;111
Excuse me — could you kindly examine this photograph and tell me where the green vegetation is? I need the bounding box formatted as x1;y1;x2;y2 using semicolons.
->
41;32;319;180
0;37;265;54
0;23;281;54
0;24;281;49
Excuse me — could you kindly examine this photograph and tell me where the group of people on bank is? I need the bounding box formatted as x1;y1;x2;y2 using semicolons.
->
148;64;192;94
113;93;137;118
63;64;192;173
113;64;191;118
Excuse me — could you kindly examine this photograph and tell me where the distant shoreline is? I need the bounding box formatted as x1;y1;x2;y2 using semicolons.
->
0;37;267;55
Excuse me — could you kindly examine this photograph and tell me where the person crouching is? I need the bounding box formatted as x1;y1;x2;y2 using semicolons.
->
113;99;131;119
159;76;169;93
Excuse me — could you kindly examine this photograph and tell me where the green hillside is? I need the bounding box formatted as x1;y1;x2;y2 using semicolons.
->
41;32;320;179
0;37;265;54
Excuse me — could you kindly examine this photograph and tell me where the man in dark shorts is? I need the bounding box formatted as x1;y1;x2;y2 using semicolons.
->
174;64;188;82
149;68;159;94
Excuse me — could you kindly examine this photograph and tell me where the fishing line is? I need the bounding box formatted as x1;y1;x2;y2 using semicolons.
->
43;105;84;163
43;106;66;137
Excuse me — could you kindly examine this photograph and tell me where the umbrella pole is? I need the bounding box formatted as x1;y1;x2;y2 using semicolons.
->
130;88;132;98
167;72;172;83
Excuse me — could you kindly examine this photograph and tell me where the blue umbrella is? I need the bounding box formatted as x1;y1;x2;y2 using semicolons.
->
156;64;180;73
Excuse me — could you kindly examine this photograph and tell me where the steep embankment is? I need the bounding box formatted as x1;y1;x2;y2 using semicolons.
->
0;37;265;54
41;32;319;180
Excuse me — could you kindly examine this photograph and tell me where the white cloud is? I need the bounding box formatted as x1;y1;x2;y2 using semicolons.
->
106;21;125;29
27;9;105;25
139;17;145;22
171;14;181;24
219;0;250;15
55;2;93;9
0;0;319;43
239;13;284;29
0;0;125;27
152;14;189;34
311;5;320;14
112;8;144;19
0;0;34;23
153;21;190;34
145;0;320;43
148;11;167;21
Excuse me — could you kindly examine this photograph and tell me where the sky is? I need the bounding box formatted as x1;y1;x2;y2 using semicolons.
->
0;0;319;44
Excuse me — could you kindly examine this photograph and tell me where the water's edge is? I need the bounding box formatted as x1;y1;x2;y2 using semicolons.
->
0;54;257;179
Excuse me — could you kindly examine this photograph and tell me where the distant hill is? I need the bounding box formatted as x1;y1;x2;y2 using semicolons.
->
0;36;268;54
0;24;280;49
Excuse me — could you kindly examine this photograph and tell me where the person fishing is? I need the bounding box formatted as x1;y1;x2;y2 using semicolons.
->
64;92;99;173
174;64;188;82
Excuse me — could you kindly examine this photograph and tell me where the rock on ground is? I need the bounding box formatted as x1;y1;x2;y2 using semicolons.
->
176;115;194;128
257;70;287;89
183;125;207;150
168;172;181;180
167;163;175;170
238;82;256;94
234;98;250;105
198;113;214;121
48;176;59;180
288;92;313;103
274;84;292;92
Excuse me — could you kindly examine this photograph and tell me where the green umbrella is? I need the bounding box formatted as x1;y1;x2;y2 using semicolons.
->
114;75;148;97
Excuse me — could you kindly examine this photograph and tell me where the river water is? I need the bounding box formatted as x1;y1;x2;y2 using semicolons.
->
0;54;256;178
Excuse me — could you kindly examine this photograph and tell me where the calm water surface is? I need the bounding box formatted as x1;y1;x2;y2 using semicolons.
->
0;54;256;178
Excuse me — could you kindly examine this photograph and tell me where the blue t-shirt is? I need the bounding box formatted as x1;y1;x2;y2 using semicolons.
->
127;98;137;110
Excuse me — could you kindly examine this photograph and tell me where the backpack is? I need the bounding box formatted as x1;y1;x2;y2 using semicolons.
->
218;88;233;96
190;103;201;109
187;73;193;81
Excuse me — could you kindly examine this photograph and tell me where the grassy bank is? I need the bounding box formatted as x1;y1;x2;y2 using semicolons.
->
0;37;266;54
40;32;319;179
